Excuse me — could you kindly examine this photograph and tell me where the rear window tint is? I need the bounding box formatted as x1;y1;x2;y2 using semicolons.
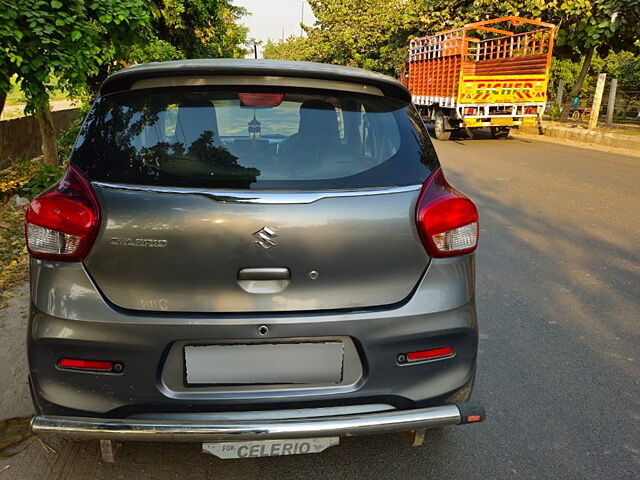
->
72;87;438;190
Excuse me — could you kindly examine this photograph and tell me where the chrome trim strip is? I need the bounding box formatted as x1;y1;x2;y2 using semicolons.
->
31;404;462;442
129;404;395;421
92;182;422;204
131;76;384;96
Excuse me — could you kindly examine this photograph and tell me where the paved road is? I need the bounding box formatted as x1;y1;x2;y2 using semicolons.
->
2;132;639;479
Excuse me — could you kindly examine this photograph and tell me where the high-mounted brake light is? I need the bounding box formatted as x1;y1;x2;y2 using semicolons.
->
416;168;478;257
25;165;100;261
238;93;285;107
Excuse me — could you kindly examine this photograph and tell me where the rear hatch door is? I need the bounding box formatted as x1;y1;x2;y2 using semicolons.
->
76;84;438;313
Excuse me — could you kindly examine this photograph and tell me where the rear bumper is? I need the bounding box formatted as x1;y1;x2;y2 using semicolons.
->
462;116;538;128
31;402;484;441
29;255;478;417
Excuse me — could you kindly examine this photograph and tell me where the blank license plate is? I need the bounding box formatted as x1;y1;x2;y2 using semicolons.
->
184;342;344;385
203;438;339;459
491;117;514;126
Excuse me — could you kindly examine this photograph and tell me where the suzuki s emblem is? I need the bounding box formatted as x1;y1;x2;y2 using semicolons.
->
253;226;278;250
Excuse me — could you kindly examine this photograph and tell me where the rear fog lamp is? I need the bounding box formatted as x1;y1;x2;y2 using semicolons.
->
398;346;455;364
57;358;122;372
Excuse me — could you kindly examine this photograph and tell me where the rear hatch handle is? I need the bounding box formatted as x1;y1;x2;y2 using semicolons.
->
237;268;291;294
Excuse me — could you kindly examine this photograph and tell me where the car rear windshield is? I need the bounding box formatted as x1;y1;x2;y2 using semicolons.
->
71;87;438;190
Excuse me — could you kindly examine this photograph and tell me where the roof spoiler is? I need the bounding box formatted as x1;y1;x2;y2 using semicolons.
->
99;59;412;103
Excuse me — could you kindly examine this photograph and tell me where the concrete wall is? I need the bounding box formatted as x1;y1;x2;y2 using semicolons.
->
0;109;80;169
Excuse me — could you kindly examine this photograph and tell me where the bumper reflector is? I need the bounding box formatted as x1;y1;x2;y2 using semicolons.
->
402;346;455;363
58;358;115;371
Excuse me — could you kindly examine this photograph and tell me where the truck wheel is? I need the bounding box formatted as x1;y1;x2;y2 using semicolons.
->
490;127;510;139
434;111;451;141
469;128;483;139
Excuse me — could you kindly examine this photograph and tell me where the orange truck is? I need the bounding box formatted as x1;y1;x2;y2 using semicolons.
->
403;16;556;140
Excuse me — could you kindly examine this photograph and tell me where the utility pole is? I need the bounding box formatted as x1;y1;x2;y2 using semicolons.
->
588;73;606;130
300;1;304;37
606;78;618;126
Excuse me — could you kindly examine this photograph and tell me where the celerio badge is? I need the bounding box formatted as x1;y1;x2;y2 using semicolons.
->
253;226;278;250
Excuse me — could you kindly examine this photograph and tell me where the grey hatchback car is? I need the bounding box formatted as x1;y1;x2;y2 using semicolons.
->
26;59;483;460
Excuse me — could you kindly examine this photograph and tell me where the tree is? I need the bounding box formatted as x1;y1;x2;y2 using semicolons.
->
302;0;453;75
1;1;250;165
149;0;248;59
276;0;640;112
0;8;20;118
433;1;640;119
1;0;150;164
263;36;312;61
551;1;640;119
83;1;249;94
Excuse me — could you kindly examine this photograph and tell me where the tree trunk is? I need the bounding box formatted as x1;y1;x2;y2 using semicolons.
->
0;91;6;119
36;102;58;165
558;46;595;122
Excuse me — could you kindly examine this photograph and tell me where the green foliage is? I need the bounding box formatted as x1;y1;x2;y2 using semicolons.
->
555;1;640;53
292;0;448;75
18;162;65;199
550;57;581;93
270;0;640;80
0;7;20;99
0;1;250;101
57;97;92;162
0;0;150;113
147;0;249;59
125;38;185;64
548;103;561;120
0;157;63;200
604;50;640;88
467;1;640;55
263;36;313;62
550;49;640;102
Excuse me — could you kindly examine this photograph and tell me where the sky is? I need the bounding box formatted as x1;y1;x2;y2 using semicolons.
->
233;0;317;57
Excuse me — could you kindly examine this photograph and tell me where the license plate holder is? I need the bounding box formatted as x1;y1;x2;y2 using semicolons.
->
203;438;340;459
491;117;514;126
184;342;345;385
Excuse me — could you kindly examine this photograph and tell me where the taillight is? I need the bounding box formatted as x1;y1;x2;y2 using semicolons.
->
25;165;100;261
416;168;478;257
464;107;476;115
524;106;538;114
